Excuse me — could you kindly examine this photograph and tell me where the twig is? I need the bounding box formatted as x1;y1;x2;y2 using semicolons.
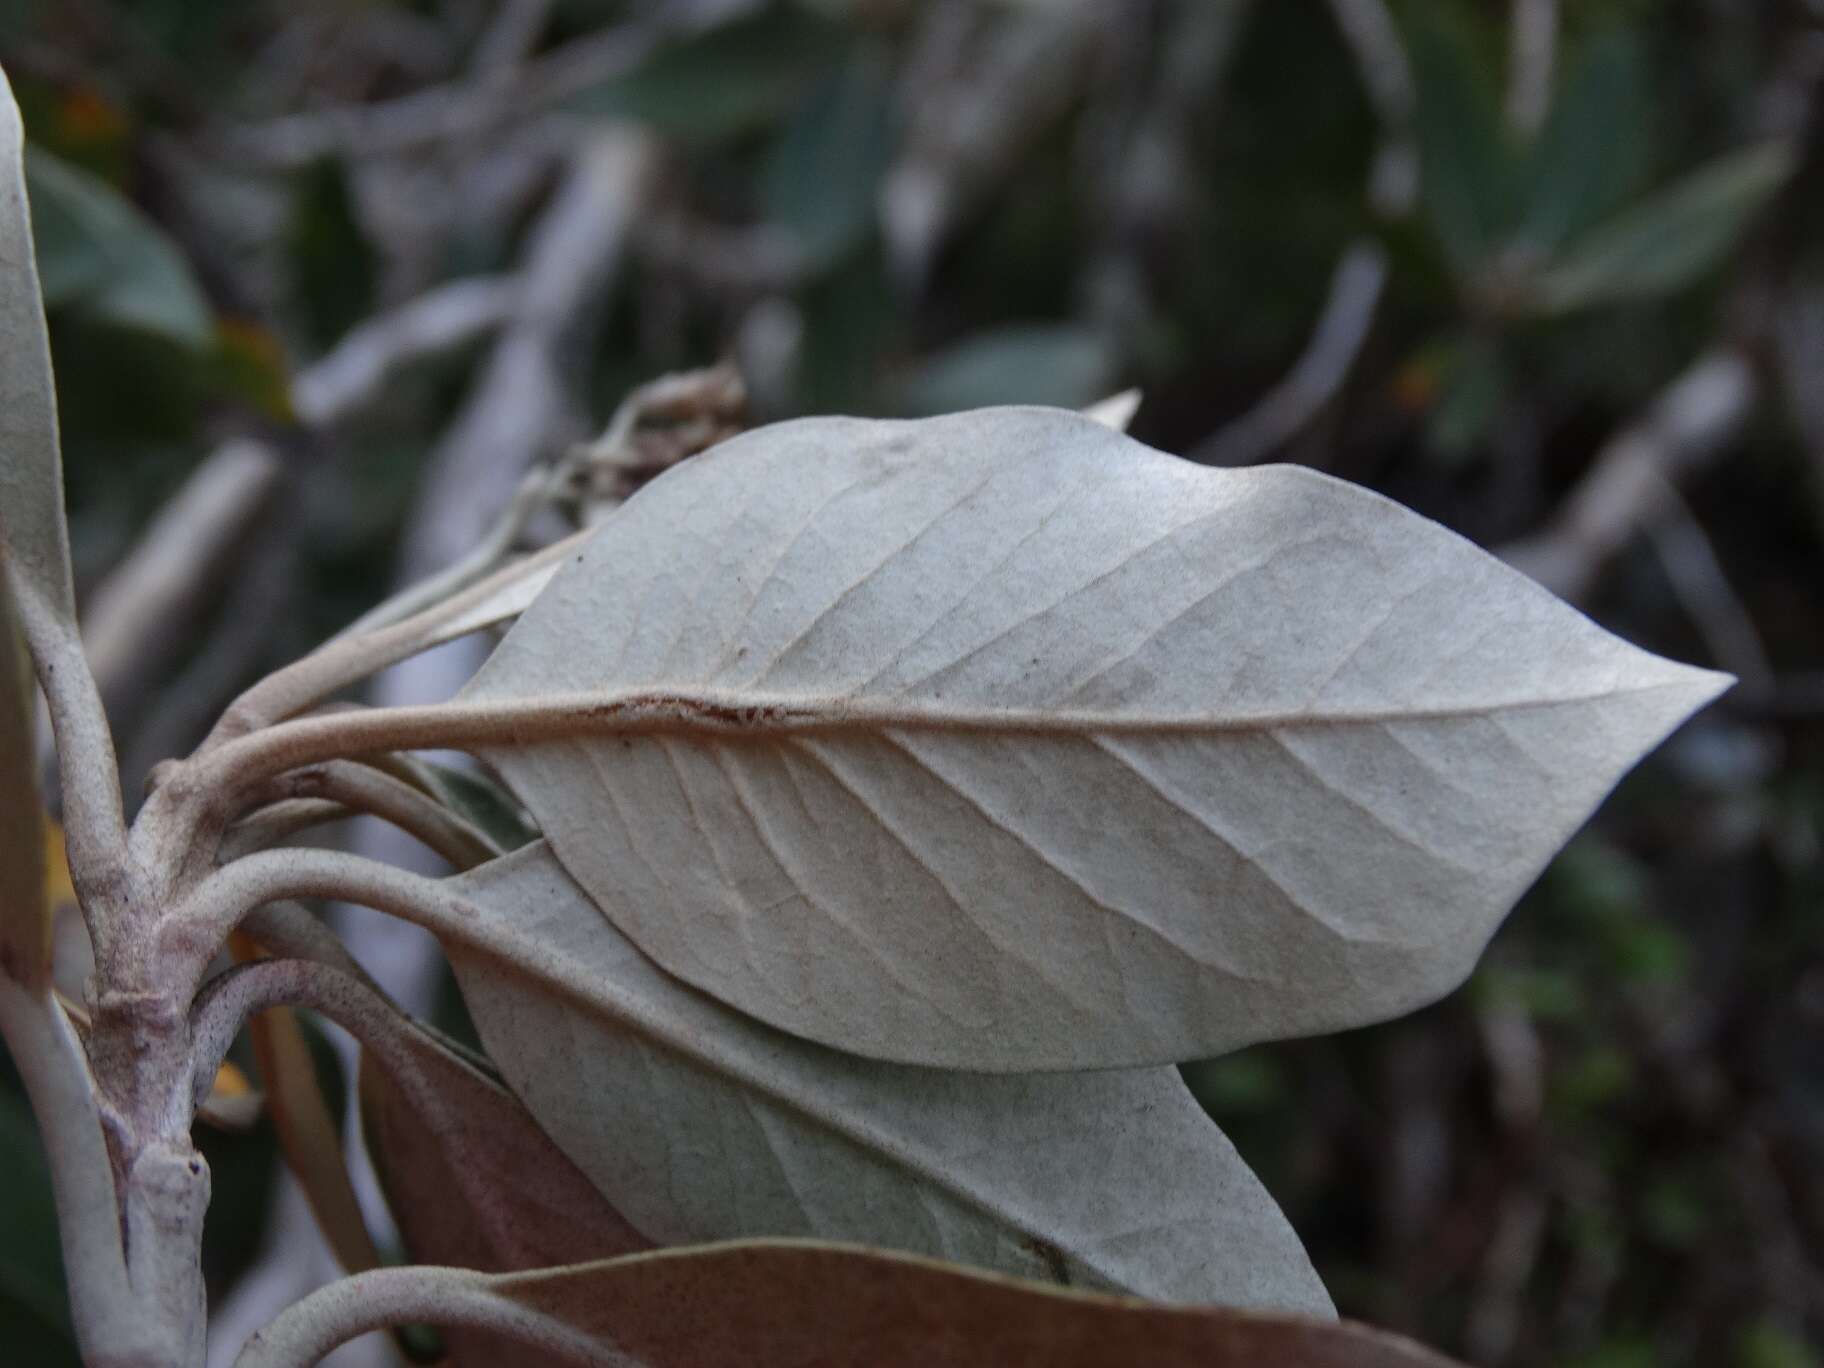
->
1498;349;1757;601
217;4;752;170
247;761;500;871
1504;0;1558;138
235;1264;615;1368
208;527;586;743
392;128;656;596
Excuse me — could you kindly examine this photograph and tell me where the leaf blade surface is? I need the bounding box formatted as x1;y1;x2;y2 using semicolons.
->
466;406;1728;1070
445;842;1330;1314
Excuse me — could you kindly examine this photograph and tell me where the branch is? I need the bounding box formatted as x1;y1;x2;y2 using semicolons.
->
235;1264;614;1368
1498;349;1757;601
215;4;749;170
247;761;500;871
79;439;284;728
206;528;584;743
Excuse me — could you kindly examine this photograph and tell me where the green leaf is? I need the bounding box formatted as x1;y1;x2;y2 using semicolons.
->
1528;141;1796;316
22;146;213;349
1409;13;1519;278
760;46;894;267
567;7;847;145
1518;28;1650;254
893;324;1117;415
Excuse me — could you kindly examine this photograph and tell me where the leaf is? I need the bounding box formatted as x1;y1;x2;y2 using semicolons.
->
1528;142;1796;316
23;146;213;349
359;1014;647;1272
0;594;46;985
243;1241;1461;1368
463;406;1729;1071
894;325;1116;415
445;842;1330;1313
1082;388;1142;432
360;1015;649;1367
1409;14;1518;278
1516;28;1650;254
759;47;895;268
0;66;78;627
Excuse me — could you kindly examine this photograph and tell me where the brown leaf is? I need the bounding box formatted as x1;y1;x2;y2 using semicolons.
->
492;1241;1463;1367
360;1017;651;1367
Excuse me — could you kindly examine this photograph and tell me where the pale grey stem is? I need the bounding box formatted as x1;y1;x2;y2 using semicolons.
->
1505;0;1558;138
15;589;130;914
204;529;586;746
187;958;410;1114
250;760;500;870
234;1264;616;1368
240;902;384;991
165;847;499;989
332;468;554;641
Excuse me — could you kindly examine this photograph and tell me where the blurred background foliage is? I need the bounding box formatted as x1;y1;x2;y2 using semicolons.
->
1;0;1821;1364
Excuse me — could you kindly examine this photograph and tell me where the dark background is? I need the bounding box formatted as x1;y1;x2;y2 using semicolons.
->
1;2;1821;1365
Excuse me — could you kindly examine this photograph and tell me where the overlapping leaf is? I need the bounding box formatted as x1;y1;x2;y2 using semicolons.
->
360;1014;649;1367
240;1241;1459;1368
444;842;1329;1314
464;406;1727;1071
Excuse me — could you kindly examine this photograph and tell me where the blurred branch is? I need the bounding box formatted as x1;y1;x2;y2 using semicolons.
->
1644;484;1774;701
291;276;523;427
80;440;285;725
1498;350;1757;602
394;127;658;586
1504;0;1557;138
1191;0;1413;466
883;2;1104;289
1192;242;1390;466
218;2;755;170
